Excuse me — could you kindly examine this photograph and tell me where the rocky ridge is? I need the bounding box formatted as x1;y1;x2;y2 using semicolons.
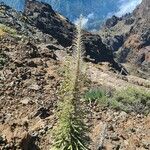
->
0;0;116;64
100;0;150;79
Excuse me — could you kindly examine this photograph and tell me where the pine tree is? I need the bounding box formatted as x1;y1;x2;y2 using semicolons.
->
52;16;88;150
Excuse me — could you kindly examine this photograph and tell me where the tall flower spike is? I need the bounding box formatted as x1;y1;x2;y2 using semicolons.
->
52;14;88;150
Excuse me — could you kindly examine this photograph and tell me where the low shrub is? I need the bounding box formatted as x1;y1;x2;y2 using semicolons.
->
85;87;150;114
84;88;108;106
110;87;150;114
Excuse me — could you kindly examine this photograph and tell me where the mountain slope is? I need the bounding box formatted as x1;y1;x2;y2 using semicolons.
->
100;0;150;79
0;0;117;65
0;1;150;150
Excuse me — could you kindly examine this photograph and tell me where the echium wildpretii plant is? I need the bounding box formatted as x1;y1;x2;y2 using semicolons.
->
52;15;89;150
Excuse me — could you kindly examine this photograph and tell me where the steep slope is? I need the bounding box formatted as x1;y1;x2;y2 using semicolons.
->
0;1;114;149
0;1;150;150
100;0;150;79
0;0;116;64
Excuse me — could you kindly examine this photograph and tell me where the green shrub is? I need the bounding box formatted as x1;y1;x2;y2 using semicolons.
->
84;87;150;114
110;87;150;114
84;88;108;106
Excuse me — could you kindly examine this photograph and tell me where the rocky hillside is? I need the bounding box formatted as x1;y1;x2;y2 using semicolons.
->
1;0;119;64
0;0;150;150
100;0;150;79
